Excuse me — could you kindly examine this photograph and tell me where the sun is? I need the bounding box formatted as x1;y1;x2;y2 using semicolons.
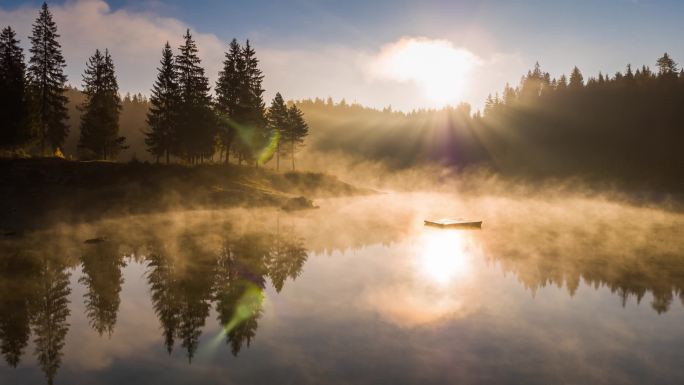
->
371;37;479;106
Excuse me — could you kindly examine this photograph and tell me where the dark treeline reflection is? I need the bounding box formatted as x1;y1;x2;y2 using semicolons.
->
145;229;306;360
80;242;126;336
0;198;682;383
475;198;684;313
485;227;684;314
0;250;72;385
0;218;307;383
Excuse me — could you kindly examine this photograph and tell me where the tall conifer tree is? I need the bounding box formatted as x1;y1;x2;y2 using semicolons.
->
569;66;584;88
266;92;288;171
239;40;267;165
146;42;179;164
27;2;69;155
0;26;29;150
656;53;678;80
175;29;215;163
215;39;242;163
284;104;308;171
77;49;125;160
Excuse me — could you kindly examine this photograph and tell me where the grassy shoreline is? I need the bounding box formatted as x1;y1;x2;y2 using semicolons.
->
0;158;369;231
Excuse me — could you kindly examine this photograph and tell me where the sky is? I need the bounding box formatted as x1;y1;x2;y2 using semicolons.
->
1;0;683;111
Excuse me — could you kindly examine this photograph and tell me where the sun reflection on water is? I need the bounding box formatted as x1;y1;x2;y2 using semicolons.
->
417;229;475;286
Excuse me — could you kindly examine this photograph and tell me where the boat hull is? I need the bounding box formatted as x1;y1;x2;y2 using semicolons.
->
424;220;483;229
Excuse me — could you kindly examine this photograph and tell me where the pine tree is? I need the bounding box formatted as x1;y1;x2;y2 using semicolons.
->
502;83;517;104
656;52;678;79
77;49;126;160
266;92;288;171
0;26;29;150
239;40;267;166
175;29;215;163
284;104;308;171
569;66;584;88
146;42;179;164
624;64;634;82
27;2;69;155
215;39;242;163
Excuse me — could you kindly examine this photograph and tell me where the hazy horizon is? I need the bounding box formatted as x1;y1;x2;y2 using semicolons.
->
2;0;684;111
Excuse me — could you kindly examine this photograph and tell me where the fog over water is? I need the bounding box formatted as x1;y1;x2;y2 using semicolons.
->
1;190;683;384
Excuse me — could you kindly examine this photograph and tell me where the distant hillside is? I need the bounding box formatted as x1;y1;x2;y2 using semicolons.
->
296;99;485;169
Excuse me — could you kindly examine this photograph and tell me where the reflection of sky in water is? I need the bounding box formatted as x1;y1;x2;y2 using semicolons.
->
1;193;684;384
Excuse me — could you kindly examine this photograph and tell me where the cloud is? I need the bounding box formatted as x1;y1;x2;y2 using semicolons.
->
0;0;390;108
0;0;225;95
0;1;528;112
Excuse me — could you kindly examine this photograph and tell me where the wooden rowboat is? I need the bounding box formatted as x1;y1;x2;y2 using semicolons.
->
424;219;482;229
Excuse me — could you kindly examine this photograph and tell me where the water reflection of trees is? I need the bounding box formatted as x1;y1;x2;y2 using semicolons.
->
32;259;71;385
483;225;684;314
80;241;126;336
1;209;683;383
0;251;40;368
0;221;308;382
0;246;72;385
146;225;308;359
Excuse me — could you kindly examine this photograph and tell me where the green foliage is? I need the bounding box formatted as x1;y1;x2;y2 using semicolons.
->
479;57;684;185
1;11;309;165
175;29;216;163
297;99;478;169
656;52;678;77
27;2;69;155
293;54;683;188
0;26;30;150
77;49;126;160
145;42;180;163
229;40;268;165
284;104;309;170
569;66;584;88
266;92;288;169
214;39;243;162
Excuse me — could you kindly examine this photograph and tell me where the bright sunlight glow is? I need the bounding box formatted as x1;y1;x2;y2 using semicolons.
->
370;37;480;106
417;229;474;285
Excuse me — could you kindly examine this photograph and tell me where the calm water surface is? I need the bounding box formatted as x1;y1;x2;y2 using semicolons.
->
1;193;683;384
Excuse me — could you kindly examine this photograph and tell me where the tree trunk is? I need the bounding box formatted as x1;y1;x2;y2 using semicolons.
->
40;122;46;156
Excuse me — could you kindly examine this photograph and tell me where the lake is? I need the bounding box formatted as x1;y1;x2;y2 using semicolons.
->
1;192;683;384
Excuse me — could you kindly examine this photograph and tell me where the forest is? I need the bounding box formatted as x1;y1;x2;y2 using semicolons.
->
295;58;684;189
0;3;308;171
1;2;683;191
